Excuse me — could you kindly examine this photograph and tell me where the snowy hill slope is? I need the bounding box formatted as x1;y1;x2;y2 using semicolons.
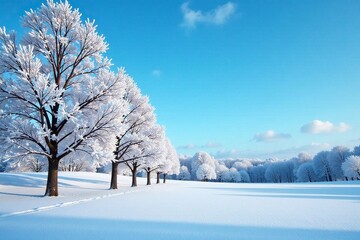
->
0;172;359;240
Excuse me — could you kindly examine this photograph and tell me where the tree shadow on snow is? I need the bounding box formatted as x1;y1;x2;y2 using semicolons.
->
0;173;109;197
0;191;42;198
193;185;360;201
0;215;358;240
220;193;360;201
57;175;109;185
0;172;111;188
0;173;48;188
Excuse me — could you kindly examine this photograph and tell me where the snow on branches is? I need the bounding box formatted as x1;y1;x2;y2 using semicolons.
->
0;0;129;196
0;0;179;194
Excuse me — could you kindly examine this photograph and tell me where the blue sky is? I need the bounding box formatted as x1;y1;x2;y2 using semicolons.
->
1;0;360;159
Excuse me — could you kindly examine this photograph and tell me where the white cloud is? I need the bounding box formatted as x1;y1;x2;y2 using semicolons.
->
151;69;161;77
181;2;236;29
268;142;331;159
212;142;332;160
253;130;291;142
301;120;350;134
213;149;241;159
201;141;222;148
238;143;331;160
350;138;360;143
177;143;197;149
178;141;222;150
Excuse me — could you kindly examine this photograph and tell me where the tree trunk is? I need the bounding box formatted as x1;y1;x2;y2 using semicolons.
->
44;159;60;196
156;172;160;184
325;166;333;182
163;173;167;183
147;170;151;185
110;161;119;189
131;165;138;187
328;173;333;182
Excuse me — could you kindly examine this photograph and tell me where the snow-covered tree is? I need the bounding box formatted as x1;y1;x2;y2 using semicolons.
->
0;0;127;196
232;160;253;171
228;167;241;182
282;160;295;182
3;155;47;172
59;155;95;172
296;162;316;182
216;164;230;182
265;161;294;183
190;151;216;179
312;151;333;181
110;74;160;188
119;163;132;176
342;155;360;180
196;164;216;181
327;146;350;180
124;124;165;187
248;165;266;183
160;139;180;184
26;156;47;172
178;165;191;180
352;145;360;156
239;170;250;183
291;153;312;180
142;136;168;186
0;158;7;172
265;162;281;183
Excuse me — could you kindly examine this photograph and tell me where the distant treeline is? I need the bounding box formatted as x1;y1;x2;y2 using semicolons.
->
177;145;360;183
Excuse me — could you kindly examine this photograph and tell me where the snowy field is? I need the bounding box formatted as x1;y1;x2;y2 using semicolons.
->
0;172;359;240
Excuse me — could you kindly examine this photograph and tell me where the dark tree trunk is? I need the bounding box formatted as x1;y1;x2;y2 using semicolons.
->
131;165;138;187
156;172;160;184
110;161;119;189
45;159;60;196
163;173;167;183
328;174;333;182
147;170;151;185
325;166;333;182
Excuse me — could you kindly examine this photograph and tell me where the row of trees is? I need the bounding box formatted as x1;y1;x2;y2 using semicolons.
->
178;145;360;183
0;0;179;196
178;152;250;182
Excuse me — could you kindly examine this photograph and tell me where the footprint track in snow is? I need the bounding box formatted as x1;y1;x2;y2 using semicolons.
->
0;188;149;218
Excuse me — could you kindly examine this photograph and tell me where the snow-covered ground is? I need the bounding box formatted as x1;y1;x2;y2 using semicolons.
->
0;172;359;240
